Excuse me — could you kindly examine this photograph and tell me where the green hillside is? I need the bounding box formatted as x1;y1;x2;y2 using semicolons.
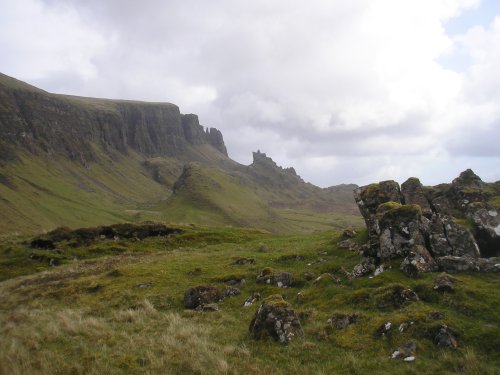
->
158;163;362;233
0;149;162;234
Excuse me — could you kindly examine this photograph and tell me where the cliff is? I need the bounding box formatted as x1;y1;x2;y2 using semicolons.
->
0;73;228;163
0;72;360;234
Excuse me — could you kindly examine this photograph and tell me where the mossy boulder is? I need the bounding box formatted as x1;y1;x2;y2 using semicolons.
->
249;294;303;344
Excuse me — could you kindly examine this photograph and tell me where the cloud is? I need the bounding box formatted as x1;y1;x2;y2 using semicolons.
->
0;0;499;186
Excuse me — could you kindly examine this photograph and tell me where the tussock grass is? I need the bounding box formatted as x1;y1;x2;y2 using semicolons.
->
0;302;238;375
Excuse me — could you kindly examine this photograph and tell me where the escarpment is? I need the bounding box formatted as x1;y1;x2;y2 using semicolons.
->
354;169;500;275
0;73;228;163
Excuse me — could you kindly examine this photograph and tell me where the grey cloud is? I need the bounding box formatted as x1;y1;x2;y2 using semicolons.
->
2;0;500;186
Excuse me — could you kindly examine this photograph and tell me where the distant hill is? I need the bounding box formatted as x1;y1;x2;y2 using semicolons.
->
0;73;361;234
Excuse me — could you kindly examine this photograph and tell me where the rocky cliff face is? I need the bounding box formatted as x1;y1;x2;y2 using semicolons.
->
0;73;228;163
353;170;500;275
181;114;228;156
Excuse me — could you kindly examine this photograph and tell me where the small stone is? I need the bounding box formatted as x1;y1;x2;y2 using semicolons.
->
350;257;376;278
398;321;414;332
337;239;358;251
327;313;359;330
243;293;261;308
342;229;357;238
196;303;219;312
374;264;389;276
434;273;456;292
392;342;416;360
376;321;392;337
434;325;458;349
232;257;256;265
222;287;241;298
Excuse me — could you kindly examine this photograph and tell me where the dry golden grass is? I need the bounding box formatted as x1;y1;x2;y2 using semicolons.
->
0;300;242;375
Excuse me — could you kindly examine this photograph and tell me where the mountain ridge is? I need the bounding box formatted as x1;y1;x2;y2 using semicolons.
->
0;72;360;234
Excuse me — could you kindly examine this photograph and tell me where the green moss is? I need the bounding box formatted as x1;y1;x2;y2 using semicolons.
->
264;294;290;308
405;177;421;185
397;203;422;216
360;183;380;200
376;201;402;219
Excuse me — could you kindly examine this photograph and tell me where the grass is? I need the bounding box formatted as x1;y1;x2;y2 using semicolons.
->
0;225;499;374
0;148;169;235
158;163;362;233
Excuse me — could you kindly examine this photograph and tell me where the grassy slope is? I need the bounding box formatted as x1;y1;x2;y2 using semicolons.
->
159;163;287;231
0;226;498;374
0;147;167;235
158;163;362;233
0;147;362;236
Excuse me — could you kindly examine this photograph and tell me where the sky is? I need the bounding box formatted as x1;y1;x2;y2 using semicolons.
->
0;0;499;187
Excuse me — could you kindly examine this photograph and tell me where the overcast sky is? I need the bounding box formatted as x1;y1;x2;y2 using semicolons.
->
1;0;499;187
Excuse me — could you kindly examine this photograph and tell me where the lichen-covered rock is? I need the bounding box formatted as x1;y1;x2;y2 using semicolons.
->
377;203;428;259
354;181;403;244
337;239;358;251
350;257;376;278
401;177;432;217
400;245;438;277
327;313;359;330
256;270;294;288
440;216;480;258
468;206;500;258
222;287;241;298
249;295;303;344
434;325;458;349
231;257;256;265
244;293;261;308
380;285;419;309
353;170;499;273
391;341;417;360
434;273;456;292
476;257;500;272
428;214;454;257
436;256;479;273
342;229;357;238
375;321;393;338
437;256;500;273
183;285;222;309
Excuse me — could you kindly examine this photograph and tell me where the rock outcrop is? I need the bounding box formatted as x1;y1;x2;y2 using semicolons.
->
354;170;500;275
